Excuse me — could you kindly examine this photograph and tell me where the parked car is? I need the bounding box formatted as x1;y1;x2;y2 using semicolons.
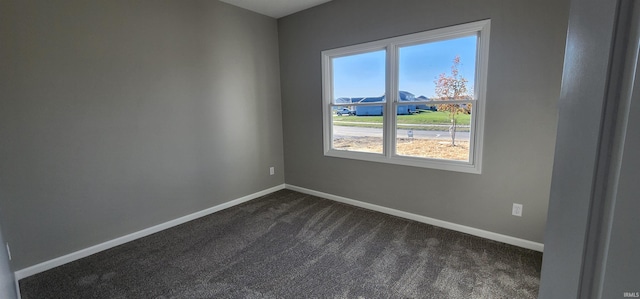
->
336;108;355;116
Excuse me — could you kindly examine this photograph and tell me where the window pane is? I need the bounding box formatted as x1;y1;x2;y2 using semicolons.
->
332;105;383;154
333;50;386;102
396;35;476;162
398;35;477;101
396;104;471;161
331;50;385;154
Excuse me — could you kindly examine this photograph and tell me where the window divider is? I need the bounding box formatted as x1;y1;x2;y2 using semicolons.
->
386;44;398;159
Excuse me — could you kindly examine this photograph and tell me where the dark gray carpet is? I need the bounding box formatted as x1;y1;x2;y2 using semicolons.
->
19;189;543;298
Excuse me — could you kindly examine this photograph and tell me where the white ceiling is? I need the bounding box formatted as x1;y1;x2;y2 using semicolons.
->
219;0;333;18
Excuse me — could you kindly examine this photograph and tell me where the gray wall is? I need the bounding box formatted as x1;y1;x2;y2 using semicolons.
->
540;0;640;297
538;0;620;296
602;42;640;296
0;223;17;299
278;0;568;243
0;0;284;270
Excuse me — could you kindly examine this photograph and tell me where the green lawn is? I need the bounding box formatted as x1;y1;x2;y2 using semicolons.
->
332;111;471;125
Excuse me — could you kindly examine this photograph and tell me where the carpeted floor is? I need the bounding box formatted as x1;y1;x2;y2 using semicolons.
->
19;189;543;298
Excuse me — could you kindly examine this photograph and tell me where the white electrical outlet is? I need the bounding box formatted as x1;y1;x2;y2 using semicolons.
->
6;243;11;260
512;203;523;217
269;167;275;175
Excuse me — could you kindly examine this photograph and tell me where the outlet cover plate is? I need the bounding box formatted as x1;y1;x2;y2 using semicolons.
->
512;203;523;217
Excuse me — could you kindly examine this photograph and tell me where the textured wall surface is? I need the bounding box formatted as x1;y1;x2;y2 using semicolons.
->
278;0;569;244
0;0;284;270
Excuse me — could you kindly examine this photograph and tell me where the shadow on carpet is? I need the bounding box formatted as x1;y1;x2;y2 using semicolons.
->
20;189;543;298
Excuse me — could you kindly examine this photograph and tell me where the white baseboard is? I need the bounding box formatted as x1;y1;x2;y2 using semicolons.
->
285;184;544;252
14;184;286;281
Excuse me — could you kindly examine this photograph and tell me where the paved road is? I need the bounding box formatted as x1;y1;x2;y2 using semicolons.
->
333;125;471;141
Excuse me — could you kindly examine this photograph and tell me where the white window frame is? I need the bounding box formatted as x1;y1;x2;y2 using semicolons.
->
321;20;490;174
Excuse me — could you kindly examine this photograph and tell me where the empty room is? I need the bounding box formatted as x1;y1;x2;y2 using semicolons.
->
1;0;638;298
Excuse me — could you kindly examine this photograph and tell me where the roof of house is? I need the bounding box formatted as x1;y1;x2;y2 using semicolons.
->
336;91;425;103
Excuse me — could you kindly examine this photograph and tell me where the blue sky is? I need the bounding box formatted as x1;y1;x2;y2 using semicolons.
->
332;35;477;100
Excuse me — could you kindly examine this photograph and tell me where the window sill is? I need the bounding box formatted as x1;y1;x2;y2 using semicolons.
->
325;149;482;174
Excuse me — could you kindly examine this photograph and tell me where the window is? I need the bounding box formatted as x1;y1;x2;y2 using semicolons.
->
322;20;490;174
